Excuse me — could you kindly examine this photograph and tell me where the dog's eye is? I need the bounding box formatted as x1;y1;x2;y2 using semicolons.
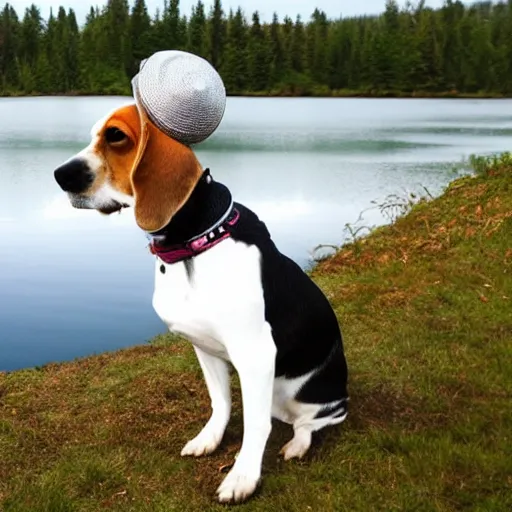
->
105;127;127;145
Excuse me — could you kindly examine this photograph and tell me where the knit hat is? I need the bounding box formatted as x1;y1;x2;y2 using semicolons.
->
131;50;226;145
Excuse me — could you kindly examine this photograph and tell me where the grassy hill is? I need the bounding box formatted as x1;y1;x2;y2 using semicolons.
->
1;154;511;511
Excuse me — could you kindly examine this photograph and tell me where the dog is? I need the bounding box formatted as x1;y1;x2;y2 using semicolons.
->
53;103;349;504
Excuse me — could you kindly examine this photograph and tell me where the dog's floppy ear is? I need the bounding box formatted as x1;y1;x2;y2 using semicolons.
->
130;117;203;232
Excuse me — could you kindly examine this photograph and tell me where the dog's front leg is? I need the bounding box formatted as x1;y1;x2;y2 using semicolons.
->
217;322;276;504
181;346;231;457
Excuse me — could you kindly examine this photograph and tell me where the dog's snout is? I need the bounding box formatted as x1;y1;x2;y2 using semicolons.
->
54;159;94;194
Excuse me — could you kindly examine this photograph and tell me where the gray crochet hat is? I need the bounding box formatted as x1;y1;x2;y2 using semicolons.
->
132;50;226;145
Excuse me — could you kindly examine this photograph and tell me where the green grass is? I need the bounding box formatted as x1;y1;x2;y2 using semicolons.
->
1;154;512;511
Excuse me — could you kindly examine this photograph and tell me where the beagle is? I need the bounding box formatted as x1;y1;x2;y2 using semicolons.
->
53;103;349;504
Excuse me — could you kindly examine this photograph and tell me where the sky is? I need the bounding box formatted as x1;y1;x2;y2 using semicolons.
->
8;0;473;23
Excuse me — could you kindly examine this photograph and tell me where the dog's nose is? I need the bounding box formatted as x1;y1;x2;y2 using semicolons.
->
54;159;94;194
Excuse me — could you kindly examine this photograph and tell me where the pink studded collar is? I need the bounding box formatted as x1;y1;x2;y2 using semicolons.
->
149;206;240;265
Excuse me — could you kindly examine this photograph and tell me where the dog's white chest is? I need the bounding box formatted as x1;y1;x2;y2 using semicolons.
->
152;239;265;360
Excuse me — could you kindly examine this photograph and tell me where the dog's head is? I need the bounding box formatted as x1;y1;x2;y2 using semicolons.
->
53;104;203;232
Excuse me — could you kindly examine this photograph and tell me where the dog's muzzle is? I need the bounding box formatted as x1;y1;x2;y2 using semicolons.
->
54;158;94;194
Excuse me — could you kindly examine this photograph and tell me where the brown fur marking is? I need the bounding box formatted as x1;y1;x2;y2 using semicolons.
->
91;104;202;231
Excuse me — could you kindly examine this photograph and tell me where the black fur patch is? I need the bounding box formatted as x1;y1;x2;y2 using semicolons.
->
227;203;349;405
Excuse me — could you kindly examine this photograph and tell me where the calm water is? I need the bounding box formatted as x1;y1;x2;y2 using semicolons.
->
1;96;511;371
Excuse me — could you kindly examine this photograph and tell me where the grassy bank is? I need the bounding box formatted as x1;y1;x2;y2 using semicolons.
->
1;155;512;511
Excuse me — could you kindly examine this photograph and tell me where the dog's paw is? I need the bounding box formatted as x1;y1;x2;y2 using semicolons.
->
216;471;260;504
181;428;222;457
279;428;312;461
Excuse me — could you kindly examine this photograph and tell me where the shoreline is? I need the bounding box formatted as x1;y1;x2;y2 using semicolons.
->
1;90;510;100
0;157;493;376
0;159;483;377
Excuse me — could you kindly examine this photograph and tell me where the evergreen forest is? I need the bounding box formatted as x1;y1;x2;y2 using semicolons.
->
1;0;512;97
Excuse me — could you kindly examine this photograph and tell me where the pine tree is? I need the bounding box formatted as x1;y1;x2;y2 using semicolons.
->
161;0;185;50
78;7;99;92
105;0;131;77
45;8;61;92
269;13;283;87
381;0;403;90
440;0;464;91
20;5;42;69
188;1;207;58
396;2;423;92
414;6;442;91
247;11;269;91
291;15;305;75
489;1;511;93
0;4;21;91
280;16;294;80
209;0;226;70
130;0;152;76
223;7;248;93
505;0;512;92
306;9;329;86
328;20;350;90
66;9;80;91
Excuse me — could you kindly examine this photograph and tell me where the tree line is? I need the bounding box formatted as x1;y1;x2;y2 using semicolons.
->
1;0;512;97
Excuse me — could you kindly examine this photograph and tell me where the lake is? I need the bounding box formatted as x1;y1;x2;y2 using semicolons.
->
1;96;511;372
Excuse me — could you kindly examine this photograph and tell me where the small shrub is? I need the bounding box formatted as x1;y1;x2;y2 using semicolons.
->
469;152;512;177
371;186;434;223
